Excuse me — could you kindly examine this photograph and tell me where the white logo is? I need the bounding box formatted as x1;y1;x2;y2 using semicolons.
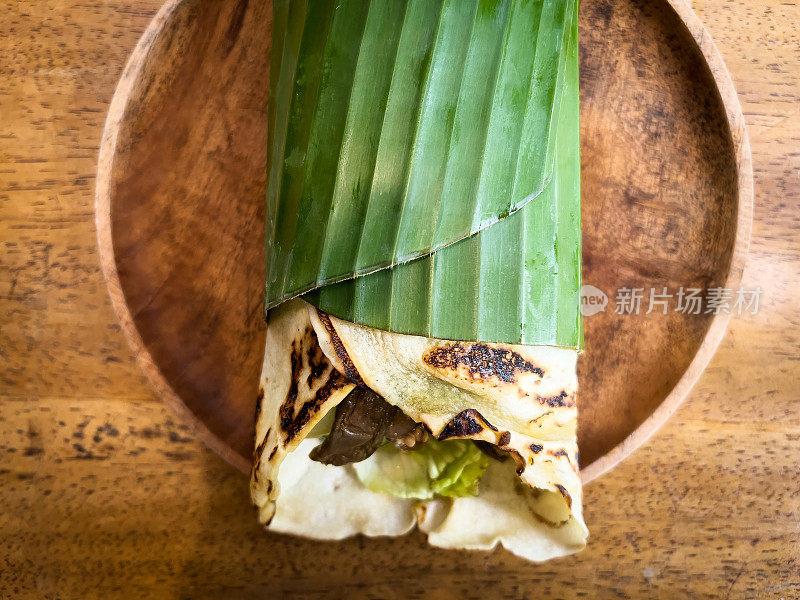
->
581;284;608;316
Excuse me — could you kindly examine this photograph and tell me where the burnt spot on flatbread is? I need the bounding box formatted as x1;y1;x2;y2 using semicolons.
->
252;427;271;483
530;443;543;453
316;310;365;386
254;428;270;461
507;449;525;475
538;391;575;408
549;449;578;473
314;369;350;405
498;431;511;447
423;342;545;383
279;369;350;444
268;447;277;461
437;409;498;440
284;343;302;409
555;483;572;509
529;411;553;425
305;327;328;388
254;387;265;423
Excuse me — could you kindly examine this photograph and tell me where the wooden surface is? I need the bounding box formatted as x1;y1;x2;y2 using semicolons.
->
96;0;270;474
94;0;750;483
1;0;798;598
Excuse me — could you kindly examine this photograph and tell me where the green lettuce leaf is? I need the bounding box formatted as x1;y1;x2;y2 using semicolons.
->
352;438;489;499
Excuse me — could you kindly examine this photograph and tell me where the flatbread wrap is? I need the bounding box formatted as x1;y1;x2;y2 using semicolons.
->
250;300;587;562
252;0;585;563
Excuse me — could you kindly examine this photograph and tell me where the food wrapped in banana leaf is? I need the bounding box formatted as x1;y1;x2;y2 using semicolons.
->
252;0;586;562
251;301;586;561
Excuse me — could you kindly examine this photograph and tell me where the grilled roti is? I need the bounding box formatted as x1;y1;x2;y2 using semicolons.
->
250;300;587;562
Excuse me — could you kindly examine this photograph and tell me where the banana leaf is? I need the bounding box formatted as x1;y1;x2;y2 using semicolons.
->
266;0;581;348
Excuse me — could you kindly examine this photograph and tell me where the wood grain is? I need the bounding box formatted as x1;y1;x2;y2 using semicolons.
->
1;0;799;598
95;0;269;474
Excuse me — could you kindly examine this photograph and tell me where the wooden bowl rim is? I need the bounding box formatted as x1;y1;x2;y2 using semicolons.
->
94;0;753;483
95;0;252;474
579;0;753;482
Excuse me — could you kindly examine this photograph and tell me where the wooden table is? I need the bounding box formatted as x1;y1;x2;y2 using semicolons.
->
2;1;798;598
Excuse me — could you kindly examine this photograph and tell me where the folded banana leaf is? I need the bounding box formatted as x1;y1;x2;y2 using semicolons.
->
266;0;581;348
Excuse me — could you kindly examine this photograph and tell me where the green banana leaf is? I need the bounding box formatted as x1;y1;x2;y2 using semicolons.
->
266;0;581;348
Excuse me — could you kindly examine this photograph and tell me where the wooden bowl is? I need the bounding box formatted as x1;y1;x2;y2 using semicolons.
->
96;0;752;480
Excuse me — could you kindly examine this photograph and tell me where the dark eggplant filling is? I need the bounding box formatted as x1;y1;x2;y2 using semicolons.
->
309;385;506;466
309;386;428;466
